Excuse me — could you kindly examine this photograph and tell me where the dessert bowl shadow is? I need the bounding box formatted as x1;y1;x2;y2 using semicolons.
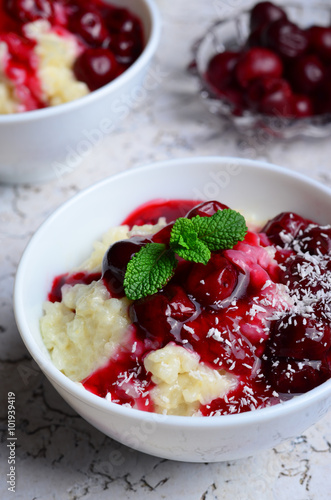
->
0;0;161;185
14;157;331;462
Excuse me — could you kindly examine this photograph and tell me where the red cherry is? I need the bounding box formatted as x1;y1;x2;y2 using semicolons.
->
164;284;196;321
185;254;240;309
263;357;328;393
151;223;174;245
308;26;331;61
235;47;283;88
291;94;313;118
268;314;331;360
280;255;320;295
262;212;311;247
262;19;309;59
247;25;266;47
69;10;109;47
73;48;123;91
259;78;293;117
250;1;287;32
130;284;196;347
109;32;142;65
102;236;151;296
105;7;140;35
180;310;257;376
205;51;240;91
289;54;326;94
296;225;331;256
185;200;229;219
246;76;292;116
130;294;172;348
5;0;54;23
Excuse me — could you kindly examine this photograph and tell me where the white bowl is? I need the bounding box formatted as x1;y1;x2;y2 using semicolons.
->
0;0;161;185
14;157;331;462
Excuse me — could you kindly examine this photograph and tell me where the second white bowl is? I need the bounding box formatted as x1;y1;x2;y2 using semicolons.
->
0;0;161;184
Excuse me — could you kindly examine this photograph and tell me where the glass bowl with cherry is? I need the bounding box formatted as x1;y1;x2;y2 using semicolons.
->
192;1;331;138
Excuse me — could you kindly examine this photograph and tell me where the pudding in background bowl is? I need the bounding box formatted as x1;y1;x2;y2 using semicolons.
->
14;157;331;462
0;0;145;112
0;0;161;184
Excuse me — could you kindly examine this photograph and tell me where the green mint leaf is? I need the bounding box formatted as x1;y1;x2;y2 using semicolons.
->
173;238;211;264
123;243;177;300
122;207;247;301
192;209;247;251
170;218;211;264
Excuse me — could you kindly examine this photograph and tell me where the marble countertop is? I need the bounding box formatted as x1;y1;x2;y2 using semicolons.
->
1;1;331;499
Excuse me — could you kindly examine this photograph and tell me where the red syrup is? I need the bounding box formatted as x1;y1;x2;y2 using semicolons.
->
48;271;101;303
47;199;331;415
121;199;203;227
0;0;144;111
82;327;156;412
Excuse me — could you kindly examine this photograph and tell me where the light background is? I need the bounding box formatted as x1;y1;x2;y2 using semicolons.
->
1;1;331;499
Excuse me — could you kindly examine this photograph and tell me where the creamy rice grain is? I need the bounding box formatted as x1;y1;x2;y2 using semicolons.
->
41;280;131;382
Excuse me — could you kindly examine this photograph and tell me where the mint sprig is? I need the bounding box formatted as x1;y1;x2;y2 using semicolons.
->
123;243;177;301
123;208;247;300
192;209;248;251
170;217;211;264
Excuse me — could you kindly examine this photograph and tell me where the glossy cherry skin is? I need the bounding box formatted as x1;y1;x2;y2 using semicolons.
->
105;7;140;35
250;1;287;32
109;32;143;65
180;310;258;376
260;80;293;116
308;26;331;61
235;47;283;88
296;225;331;255
185;200;229;219
291;94;313;118
130;293;172;348
5;0;54;23
289;54;326;94
105;7;143;64
151;223;174;245
206;51;240;91
73;48;122;91
102;236;151;296
130;284;196;347
262;212;311;247
69;10;109;47
184;254;239;309
262;19;309;59
263;357;329;393
164;284;196;321
279;255;319;295
267;314;331;360
246;76;292;116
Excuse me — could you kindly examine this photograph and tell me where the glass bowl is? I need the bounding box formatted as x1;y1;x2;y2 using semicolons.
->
192;2;331;139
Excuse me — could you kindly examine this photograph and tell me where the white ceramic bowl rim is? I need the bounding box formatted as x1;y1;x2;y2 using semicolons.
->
14;156;331;429
0;0;161;124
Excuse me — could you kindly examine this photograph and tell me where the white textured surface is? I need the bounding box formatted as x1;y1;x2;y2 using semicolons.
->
1;1;331;498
